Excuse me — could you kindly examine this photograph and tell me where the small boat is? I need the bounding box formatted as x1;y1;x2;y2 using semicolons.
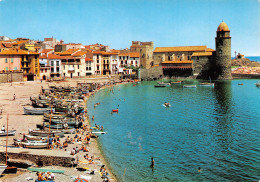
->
157;82;171;86
256;81;260;87
24;107;50;115
162;103;171;107
183;85;197;88
23;141;48;149
154;85;166;88
91;131;107;134
171;81;183;84
200;82;215;87
112;109;118;112
0;165;7;176
3;166;17;174
0;130;16;137
238;83;243;85
29;129;64;137
24;134;47;141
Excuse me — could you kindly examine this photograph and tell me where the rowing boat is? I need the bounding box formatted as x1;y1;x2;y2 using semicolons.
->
24;107;50;115
0;130;16;137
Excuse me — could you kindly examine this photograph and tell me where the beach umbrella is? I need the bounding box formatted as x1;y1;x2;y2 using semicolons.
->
73;178;88;182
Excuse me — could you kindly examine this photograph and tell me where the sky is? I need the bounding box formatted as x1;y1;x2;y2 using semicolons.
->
0;0;259;56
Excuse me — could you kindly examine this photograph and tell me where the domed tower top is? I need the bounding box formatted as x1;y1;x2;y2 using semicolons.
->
217;21;229;32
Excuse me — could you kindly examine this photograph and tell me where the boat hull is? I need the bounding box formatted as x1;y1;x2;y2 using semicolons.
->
0;130;16;137
24;107;50;115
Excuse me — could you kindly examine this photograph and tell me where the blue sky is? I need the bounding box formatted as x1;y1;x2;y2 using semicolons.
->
0;0;259;56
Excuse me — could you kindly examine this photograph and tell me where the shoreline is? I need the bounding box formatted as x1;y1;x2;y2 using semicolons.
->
0;77;129;182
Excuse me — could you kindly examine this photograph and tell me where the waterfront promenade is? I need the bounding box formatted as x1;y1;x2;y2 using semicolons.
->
0;77;118;181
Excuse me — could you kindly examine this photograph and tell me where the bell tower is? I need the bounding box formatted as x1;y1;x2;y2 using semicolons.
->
215;21;232;80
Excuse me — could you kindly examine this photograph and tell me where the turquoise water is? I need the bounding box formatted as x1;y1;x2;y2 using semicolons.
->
87;80;260;181
232;56;260;62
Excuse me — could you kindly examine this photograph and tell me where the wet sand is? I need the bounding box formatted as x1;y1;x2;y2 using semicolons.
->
0;77;119;182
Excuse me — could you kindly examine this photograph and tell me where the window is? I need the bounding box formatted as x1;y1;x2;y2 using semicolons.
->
168;56;171;61
51;61;54;66
121;61;123;64
5;58;8;63
97;66;99;70
136;61;138;65
107;60;109;64
11;58;13;63
125;61;127;64
103;60;106;64
5;67;8;71
89;67;91;70
45;69;47;73
14;67;17;70
57;68;60;72
86;67;89;70
51;68;54;72
56;61;59;66
78;65;80;69
78;72;80;76
131;61;133;64
97;60;99;63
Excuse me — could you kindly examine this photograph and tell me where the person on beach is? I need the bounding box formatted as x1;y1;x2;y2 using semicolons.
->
13;94;16;100
150;157;155;168
1;125;5;132
92;115;94;121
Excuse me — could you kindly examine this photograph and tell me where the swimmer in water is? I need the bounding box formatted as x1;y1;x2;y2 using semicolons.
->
198;167;202;173
150;157;154;168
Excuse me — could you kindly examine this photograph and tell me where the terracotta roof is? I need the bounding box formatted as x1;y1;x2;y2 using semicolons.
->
119;53;129;57
39;55;47;59
192;52;212;57
72;51;87;57
47;54;62;59
205;48;215;52
129;52;140;58
59;48;80;55
42;49;54;54
217;21;229;31
13;40;28;45
162;61;193;64
93;51;117;55
154;46;207;53
0;48;39;55
85;57;93;62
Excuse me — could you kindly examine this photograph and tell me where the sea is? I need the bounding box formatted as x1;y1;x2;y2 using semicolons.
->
232;56;260;62
87;80;260;182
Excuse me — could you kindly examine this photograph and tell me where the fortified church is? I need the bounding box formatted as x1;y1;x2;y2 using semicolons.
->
138;21;232;80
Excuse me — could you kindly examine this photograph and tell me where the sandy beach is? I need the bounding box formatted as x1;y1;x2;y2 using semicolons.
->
0;77;120;182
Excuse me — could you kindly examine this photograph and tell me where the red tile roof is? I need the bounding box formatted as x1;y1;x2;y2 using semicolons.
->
42;49;54;54
154;46;207;53
47;54;63;59
85;57;93;62
129;52;140;58
0;48;39;55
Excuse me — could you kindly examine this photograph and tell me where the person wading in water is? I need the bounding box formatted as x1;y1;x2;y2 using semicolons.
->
150;157;155;168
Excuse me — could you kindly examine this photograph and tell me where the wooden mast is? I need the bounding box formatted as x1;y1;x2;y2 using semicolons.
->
6;114;8;166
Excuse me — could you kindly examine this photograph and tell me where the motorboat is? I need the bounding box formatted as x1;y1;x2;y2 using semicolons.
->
154;85;166;88
157;81;171;86
171;81;183;84
163;103;171;107
112;109;118;112
183;85;197;88
200;82;215;87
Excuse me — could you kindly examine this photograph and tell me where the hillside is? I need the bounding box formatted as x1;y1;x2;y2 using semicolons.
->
232;58;260;67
